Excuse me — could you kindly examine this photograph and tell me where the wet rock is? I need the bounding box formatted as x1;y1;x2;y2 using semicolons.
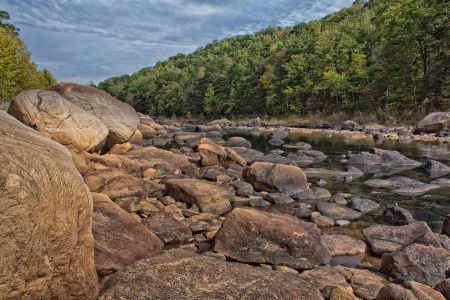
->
8;89;109;152
243;162;309;196
265;192;295;204
320;235;366;256
383;206;417;225
347;197;380;214
413;112;450;134
49;82;140;152
195;124;224;133
0;111;98;299
284;141;312;150
294;187;331;201
432;178;450;187
316;179;327;187
225;136;251;148
381;243;450;287
92;193;164;277
303;166;363;180
268;137;285;146
99;250;324;300
316;202;362;221
335;220;351;227
165;179;233;215
425;160;450;178
347;148;421;167
364;176;441;196
141;210;192;245
213;208;331;270
331;192;350;205
98;174;148;211
363;222;441;256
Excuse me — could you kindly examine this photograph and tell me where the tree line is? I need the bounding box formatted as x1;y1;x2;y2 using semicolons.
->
0;11;57;104
97;0;450;120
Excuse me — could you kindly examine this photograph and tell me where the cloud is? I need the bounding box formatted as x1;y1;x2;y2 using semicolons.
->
3;0;353;84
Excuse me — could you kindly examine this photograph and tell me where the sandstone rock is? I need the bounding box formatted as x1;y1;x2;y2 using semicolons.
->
402;281;446;300
320;235;367;256
243;162;309;196
49;82;140;151
316;202;362;221
434;279;450;299
8;89;108;152
195;124;224;133
138;123;156;139
99;250;324;299
347;197;380;214
196;138;246;168
91;193;163;277
127;128;143;145
342;120;362;131
265;192;295;204
165;179;233;215
294;187;332;200
98;174;148;211
141;211;192;245
299;265;353;293
383;206;417;225
381;243;450;286
413;112;450;134
363;222;441;256
213;208;331;270
0;111;98;299
376;283;419;300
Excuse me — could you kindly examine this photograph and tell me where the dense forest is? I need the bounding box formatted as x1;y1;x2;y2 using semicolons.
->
0;11;57;104
98;0;449;122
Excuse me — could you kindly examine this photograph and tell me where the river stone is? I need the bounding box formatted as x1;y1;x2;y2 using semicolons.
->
434;279;450;299
165;179;233;215
363;222;441;256
225;136;251;148
138;123;156;139
342;120;362;131
347;148;421;166
364;176;441;196
442;214;450;237
91;193;163;277
320;235;367;256
49;82;140;152
347;197;380;214
268;137;285;146
425;160;450;178
141;210;192;245
243;162;309;196
381;244;450;287
316;202;362;221
0;111;98;299
265;192;295;204
413;112;450;134
213;208;331;270
98;249;324;299
322;286;358;300
299;265;353;293
8;89;109;152
196;138;246;168
195;124;224;133
294;187;331;200
383;206;417;225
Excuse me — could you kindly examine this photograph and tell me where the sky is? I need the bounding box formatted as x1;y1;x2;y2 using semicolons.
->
3;0;354;85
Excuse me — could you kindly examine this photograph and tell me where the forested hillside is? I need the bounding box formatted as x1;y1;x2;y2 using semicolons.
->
98;0;450;121
0;11;57;104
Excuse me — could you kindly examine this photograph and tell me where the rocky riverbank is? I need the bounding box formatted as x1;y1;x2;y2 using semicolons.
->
1;83;450;299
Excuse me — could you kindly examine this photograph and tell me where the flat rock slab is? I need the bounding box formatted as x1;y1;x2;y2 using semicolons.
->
213;208;331;270
320;235;367;256
165;179;233;215
347;197;380;214
316;202;362;221
362;222;440;256
99;250;324;300
141;210;192;245
381;244;450;287
364;176;441;196
294;187;331;201
92;193;163;277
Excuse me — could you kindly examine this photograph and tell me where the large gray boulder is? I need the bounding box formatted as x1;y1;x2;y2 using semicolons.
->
99;250;324;299
363;222;440;256
49;82;140;151
413;112;450;134
92;193;163;277
243;162;309;196
0;111;98;299
347;148;421;166
425;160;450;178
213;208;331;270
8;89;108;152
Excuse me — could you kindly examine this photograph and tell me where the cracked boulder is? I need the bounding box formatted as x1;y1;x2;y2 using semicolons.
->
8;89;108;152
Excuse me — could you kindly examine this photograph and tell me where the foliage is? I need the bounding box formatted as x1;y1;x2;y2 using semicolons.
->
98;0;450;119
0;11;57;103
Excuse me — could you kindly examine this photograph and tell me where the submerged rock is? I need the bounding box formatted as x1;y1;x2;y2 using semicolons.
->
383;206;417;225
320;235;367;256
347;148;421;166
99;250;324;299
213;208;331;270
364;176;441;196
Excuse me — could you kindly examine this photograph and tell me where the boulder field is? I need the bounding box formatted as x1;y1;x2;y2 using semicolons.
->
2;87;450;299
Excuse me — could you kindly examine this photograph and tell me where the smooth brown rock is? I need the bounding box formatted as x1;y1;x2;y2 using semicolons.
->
98;174;148;211
49;82;140;151
381;243;450;287
320;235;367;256
363;222;441;256
165;179;233;215
243;162;309;196
0;111;98;299
322;286;358;300
376;281;445;300
92;193;163;277
196;138;246;168
299;265;353;292
141;211;192;245
213;208;331;270
138;123;156;139
8;89;108;152
99;250;324;300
